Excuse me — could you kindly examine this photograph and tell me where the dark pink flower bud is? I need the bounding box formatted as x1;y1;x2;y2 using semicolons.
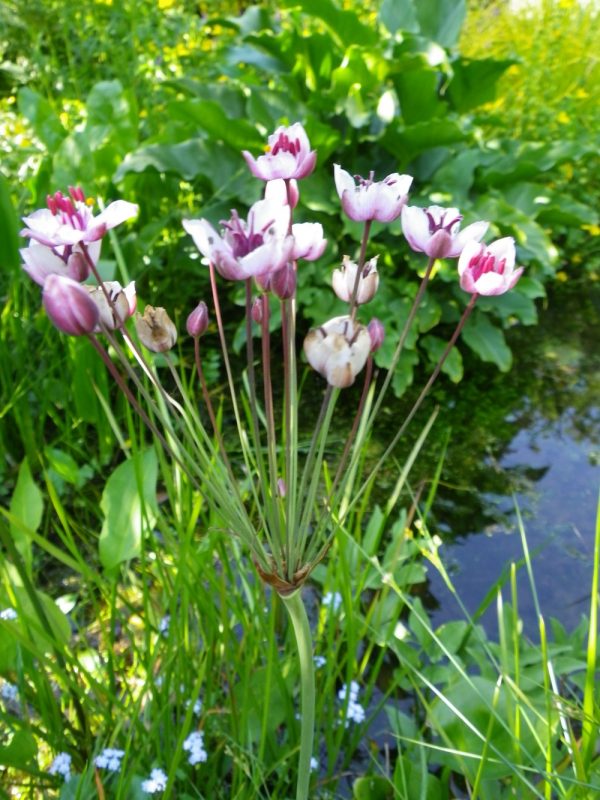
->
251;297;263;324
42;274;99;336
270;262;296;299
367;318;385;352
186;301;209;337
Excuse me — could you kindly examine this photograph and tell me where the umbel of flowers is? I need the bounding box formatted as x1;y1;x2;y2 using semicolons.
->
20;124;523;800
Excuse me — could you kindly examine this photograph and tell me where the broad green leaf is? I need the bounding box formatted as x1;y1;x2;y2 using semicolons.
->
462;312;512;371
99;448;158;570
363;505;385;556
353;775;393;800
114;139;254;201
232;666;293;744
280;0;378;47
447;57;516;112
10;586;72;651
428;675;542;780
166;99;264;152
379;0;419;35
0;172;20;273
477;290;538;327
9;458;43;574
391;350;419;398
0;730;37;768
415;0;467;48
17;87;66;150
433;149;486;202
86;80;137;150
382;119;466;164
421;335;464;382
393;61;446;124
393;754;443;799
52;131;94;189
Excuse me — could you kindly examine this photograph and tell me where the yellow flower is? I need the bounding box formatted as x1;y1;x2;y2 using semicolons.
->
582;224;600;236
556;111;570;125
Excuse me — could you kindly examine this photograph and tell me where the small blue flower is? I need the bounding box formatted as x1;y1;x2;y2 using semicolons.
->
141;767;168;794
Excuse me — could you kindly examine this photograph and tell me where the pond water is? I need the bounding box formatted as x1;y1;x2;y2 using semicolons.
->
415;283;600;637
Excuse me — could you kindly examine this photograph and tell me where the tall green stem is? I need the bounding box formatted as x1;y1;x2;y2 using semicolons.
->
281;589;315;800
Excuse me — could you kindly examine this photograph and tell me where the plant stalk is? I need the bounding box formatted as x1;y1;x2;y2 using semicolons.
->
281;589;315;800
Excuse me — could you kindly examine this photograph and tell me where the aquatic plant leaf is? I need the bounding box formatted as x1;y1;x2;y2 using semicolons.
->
9;458;43;575
99;448;158;570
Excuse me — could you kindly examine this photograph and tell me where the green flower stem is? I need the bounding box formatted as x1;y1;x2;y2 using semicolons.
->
281;589;315;800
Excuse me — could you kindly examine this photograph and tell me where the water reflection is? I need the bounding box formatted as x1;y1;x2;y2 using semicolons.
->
419;284;600;636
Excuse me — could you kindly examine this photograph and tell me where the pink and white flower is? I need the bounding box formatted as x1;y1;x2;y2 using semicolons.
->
303;316;371;388
21;188;138;249
332;255;379;305
20;188;138;285
291;223;327;262
183;199;294;281
401;204;488;259
86;281;137;330
458;237;523;296
243;123;316;181
334;165;412;223
21;240;99;286
264;179;326;262
42;274;99;336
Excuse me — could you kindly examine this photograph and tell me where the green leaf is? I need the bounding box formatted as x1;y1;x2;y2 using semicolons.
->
447;57;516;113
232;666;292;744
0;172;20;273
415;0;467;48
17;87;66;151
477;290;538;327
379;0;419;35
166;99;264;152
9;458;43;574
51;131;94;189
363;505;385;556
86;80;137;149
0;730;37;768
353;775;393;800
393;60;446;124
462;312;512;371
280;0;378;47
421;335;464;382
114;139;253;200
99;448;158;570
382;119;466;164
433;149;485;203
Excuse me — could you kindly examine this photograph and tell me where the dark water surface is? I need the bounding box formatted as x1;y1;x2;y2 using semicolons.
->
418;284;600;636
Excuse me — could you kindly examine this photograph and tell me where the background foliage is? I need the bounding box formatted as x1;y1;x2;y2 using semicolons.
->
1;0;600;797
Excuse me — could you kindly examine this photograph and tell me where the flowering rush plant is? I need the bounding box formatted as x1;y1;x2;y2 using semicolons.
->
21;123;523;799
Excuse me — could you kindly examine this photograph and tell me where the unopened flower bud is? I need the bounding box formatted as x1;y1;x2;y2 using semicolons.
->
186;301;209;337
277;478;287;497
251;297;263;324
367;318;385;352
270;262;296;299
135;306;177;352
42;274;99;336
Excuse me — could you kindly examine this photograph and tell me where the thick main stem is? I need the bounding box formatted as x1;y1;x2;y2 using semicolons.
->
281;590;315;800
